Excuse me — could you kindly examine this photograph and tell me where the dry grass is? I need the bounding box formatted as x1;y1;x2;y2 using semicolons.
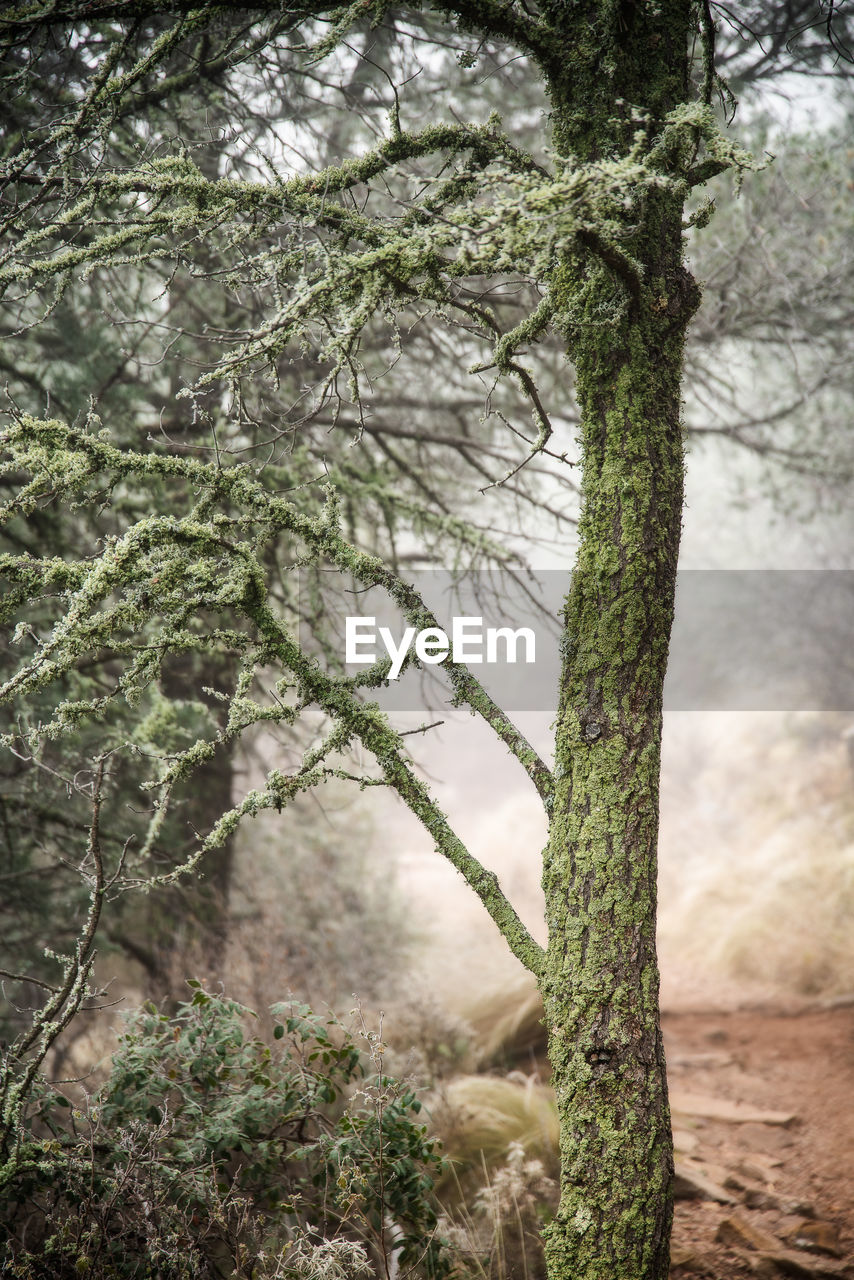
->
461;975;547;1071
658;713;854;1000
430;1073;558;1205
438;1142;556;1280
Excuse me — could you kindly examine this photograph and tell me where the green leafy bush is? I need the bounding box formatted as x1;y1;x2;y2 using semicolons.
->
1;988;448;1279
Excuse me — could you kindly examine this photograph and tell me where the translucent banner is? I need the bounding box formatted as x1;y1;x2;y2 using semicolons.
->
298;570;854;712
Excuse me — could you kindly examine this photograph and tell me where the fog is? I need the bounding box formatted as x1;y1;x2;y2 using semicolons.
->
355;432;854;1018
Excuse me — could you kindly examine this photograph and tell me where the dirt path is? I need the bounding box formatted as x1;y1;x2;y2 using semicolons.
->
663;1004;854;1277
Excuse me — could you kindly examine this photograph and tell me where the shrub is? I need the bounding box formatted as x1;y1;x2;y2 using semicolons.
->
1;987;448;1279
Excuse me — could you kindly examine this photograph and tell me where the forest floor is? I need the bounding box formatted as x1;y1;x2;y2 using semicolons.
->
664;1001;854;1278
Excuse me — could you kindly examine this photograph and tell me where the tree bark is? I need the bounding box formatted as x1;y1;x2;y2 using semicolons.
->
540;4;698;1275
542;263;695;1278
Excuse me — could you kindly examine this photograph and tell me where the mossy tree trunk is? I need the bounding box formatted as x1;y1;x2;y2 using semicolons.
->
541;263;693;1280
539;4;698;1277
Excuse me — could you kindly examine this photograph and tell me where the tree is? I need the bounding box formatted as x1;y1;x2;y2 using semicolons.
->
0;23;412;1017
0;4;850;1279
0;33;263;1010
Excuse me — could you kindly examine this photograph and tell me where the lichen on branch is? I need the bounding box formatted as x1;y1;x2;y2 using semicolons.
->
0;411;547;974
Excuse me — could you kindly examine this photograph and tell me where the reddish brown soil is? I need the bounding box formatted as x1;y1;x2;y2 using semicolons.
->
663;1003;854;1278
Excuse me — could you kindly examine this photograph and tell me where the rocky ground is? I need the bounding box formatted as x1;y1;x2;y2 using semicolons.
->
665;1002;854;1278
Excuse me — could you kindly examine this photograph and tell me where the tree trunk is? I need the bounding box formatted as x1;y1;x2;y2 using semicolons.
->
540;6;698;1275
136;653;237;997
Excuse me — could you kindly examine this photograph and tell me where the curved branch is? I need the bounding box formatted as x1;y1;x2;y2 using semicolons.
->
243;589;546;978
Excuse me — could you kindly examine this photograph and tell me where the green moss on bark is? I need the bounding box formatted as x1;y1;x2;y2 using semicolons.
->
541;273;689;1276
538;5;699;1274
